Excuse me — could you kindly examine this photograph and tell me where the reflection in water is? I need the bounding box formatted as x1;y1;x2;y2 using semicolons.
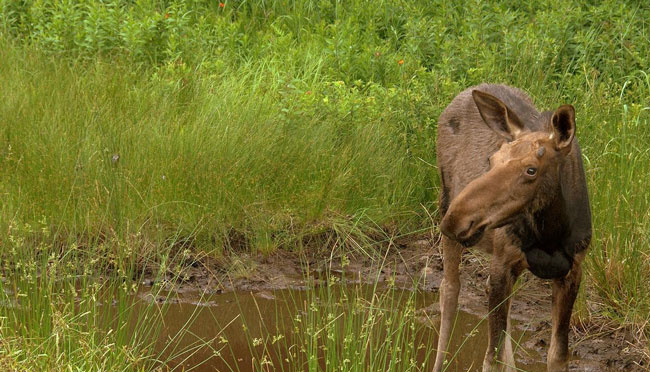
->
134;284;546;372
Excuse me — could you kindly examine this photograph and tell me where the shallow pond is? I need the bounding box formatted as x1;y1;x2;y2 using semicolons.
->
137;284;547;372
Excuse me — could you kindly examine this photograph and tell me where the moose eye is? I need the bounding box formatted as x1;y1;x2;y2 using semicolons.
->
526;167;537;176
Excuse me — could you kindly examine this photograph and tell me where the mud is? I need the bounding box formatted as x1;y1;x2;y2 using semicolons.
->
144;236;648;371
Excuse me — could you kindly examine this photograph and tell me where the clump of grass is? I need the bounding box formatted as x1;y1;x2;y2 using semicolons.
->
0;221;149;370
294;281;433;371
1;0;650;365
220;277;437;372
0;218;213;371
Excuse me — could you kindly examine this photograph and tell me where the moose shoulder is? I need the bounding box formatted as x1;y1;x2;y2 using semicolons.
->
432;84;592;372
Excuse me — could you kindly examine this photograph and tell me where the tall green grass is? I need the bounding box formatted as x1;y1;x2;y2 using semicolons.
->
585;78;650;328
1;0;650;370
0;41;436;256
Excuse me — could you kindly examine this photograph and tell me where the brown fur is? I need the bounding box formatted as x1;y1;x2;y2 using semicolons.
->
432;84;592;372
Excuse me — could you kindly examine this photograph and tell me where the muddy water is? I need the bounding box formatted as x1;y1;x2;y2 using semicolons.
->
139;285;547;372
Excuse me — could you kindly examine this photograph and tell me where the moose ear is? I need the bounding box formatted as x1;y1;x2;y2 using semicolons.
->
472;90;524;140
550;105;575;153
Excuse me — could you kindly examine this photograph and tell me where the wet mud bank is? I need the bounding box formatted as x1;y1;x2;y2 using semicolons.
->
141;237;647;371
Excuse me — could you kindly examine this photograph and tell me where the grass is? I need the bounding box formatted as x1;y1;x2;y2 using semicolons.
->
0;0;649;370
231;278;437;372
0;40;434;256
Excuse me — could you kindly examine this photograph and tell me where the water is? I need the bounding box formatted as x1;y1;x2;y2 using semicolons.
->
137;284;547;371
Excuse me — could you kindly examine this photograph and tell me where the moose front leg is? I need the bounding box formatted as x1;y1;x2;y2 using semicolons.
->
432;236;462;372
548;263;582;371
483;252;524;372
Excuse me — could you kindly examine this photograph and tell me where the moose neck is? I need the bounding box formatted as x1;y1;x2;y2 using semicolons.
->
506;182;574;279
515;183;569;248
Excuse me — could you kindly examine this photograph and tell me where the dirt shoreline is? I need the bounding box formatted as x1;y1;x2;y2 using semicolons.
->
147;236;648;371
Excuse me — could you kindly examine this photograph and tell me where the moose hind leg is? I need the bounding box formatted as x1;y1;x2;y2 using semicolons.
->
483;254;524;372
548;263;582;372
432;236;462;372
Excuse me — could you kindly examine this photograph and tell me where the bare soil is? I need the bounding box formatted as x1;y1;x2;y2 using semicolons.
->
148;236;648;371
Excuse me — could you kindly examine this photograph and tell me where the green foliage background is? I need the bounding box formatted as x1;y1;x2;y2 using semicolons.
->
0;0;649;370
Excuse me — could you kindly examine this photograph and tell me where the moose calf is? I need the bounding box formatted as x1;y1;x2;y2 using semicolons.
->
432;84;592;372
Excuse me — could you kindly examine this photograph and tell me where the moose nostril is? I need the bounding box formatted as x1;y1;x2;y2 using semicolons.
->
458;219;475;239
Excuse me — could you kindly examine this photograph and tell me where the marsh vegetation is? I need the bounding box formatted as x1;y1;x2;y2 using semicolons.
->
1;0;649;370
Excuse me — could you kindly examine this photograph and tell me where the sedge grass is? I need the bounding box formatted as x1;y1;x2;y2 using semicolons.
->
1;0;650;368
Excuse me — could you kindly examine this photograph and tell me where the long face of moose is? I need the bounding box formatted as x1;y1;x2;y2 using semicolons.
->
440;90;576;247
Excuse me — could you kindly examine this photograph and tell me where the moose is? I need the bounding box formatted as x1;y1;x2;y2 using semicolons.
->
432;84;592;372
